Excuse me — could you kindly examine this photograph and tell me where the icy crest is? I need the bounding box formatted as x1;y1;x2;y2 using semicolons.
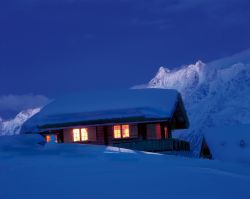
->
0;108;41;136
149;61;205;97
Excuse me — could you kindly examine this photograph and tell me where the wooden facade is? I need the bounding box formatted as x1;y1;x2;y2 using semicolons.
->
42;121;190;152
37;90;190;153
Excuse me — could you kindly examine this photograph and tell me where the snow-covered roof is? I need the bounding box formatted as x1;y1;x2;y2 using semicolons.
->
204;124;250;165
21;89;187;133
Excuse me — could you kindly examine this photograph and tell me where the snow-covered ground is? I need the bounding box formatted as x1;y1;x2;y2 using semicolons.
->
0;135;250;199
204;124;250;165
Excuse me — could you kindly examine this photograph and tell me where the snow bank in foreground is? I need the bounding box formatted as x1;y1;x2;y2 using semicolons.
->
0;134;45;152
204;124;250;165
0;138;250;199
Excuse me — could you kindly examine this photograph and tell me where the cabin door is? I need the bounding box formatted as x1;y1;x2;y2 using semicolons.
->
103;126;109;145
138;124;147;140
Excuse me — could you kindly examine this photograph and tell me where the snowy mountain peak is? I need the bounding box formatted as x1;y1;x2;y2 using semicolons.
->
149;60;205;97
15;109;40;123
0;108;41;136
158;66;171;73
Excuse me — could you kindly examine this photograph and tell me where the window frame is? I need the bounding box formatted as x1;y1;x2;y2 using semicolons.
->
45;134;58;143
72;128;89;142
81;128;88;141
73;129;81;142
113;125;122;139
113;124;130;139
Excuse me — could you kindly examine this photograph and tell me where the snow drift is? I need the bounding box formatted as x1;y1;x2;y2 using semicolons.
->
204;124;250;165
0;134;45;152
1;135;250;199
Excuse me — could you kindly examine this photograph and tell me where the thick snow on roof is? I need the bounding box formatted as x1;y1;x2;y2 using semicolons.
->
204;124;250;165
22;89;179;133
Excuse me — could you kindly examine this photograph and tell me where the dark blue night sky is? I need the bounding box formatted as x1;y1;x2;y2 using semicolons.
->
1;0;250;97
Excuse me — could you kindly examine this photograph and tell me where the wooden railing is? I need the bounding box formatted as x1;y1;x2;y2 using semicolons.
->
112;138;190;152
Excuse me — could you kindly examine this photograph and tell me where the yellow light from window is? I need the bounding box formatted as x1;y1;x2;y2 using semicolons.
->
114;125;121;139
73;129;80;142
122;125;130;138
81;128;88;141
45;135;51;143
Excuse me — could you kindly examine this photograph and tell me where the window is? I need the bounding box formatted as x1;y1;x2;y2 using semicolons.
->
147;124;161;140
164;127;169;139
73;128;89;142
45;134;58;143
122;125;129;138
45;135;51;143
113;124;130;139
81;128;88;141
114;125;121;139
73;129;80;142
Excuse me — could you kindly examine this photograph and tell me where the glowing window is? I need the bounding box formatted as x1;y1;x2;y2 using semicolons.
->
122;125;130;138
81;128;88;141
73;129;80;142
45;135;51;143
114;125;121;139
45;134;58;143
113;124;130;139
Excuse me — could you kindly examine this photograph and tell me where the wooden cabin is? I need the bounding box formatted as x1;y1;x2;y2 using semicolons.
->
21;89;190;152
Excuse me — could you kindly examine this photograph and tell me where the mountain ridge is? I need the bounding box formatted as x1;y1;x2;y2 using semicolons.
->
144;49;250;155
0;108;40;136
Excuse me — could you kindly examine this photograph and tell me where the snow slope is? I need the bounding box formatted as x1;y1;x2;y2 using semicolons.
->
0;135;250;199
0;108;40;136
204;124;250;165
138;49;250;156
0;134;45;151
